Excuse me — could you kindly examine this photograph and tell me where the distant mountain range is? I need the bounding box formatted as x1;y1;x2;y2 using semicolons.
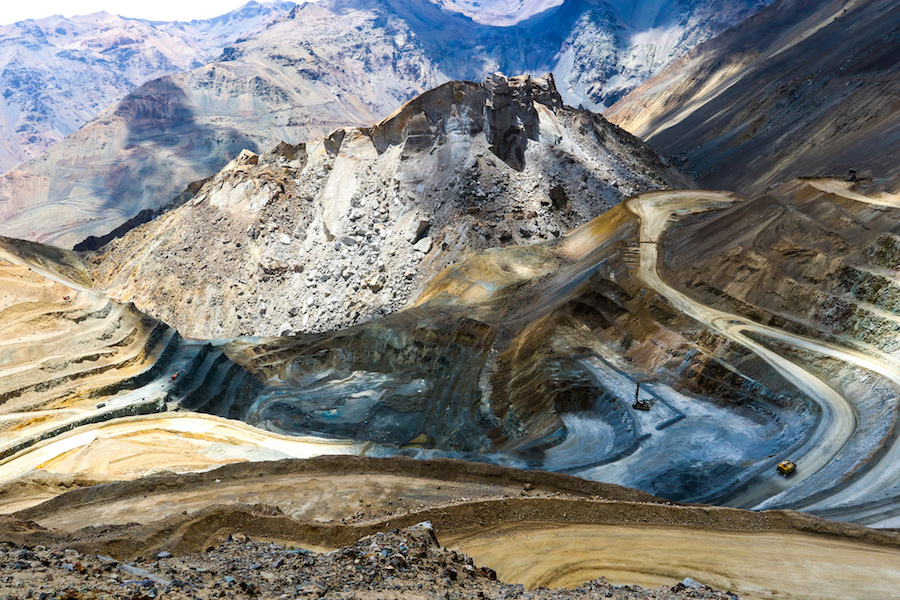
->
0;1;296;172
0;0;769;247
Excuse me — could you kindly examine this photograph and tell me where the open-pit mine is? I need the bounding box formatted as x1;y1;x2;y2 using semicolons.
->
4;166;900;598
2;0;900;597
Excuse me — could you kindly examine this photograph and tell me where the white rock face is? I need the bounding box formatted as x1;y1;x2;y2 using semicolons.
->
552;0;774;109
0;2;295;173
85;75;693;339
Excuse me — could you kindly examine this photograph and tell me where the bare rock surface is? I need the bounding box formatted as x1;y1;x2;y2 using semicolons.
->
206;179;900;522
606;0;900;195
84;74;691;339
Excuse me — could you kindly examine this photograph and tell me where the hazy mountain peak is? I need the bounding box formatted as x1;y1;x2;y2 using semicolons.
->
0;0;769;242
0;2;296;173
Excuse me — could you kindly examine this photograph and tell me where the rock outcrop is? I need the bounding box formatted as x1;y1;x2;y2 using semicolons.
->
84;74;691;340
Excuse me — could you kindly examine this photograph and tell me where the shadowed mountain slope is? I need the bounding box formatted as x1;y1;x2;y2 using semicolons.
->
606;0;900;195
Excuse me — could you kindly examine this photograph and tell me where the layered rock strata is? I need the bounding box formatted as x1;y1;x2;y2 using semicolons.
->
0;236;262;467
221;179;900;521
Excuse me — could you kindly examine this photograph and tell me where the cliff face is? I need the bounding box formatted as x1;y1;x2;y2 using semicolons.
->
84;74;691;340
0;0;767;248
606;0;900;196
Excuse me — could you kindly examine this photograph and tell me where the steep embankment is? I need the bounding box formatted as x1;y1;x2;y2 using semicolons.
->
84;74;690;339
606;0;900;195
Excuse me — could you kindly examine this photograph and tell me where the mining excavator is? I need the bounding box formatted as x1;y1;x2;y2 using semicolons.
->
632;383;650;411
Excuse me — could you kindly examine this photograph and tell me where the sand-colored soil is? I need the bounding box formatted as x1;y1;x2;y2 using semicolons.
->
447;522;900;600
0;413;363;512
2;457;899;600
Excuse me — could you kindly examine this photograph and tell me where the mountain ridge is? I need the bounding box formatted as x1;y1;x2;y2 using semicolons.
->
0;1;296;173
605;0;900;195
0;0;768;247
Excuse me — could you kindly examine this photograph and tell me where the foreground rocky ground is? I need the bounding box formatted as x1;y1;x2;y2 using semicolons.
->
1;457;899;600
0;522;737;600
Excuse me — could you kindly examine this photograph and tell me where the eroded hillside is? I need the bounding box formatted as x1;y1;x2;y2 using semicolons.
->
84;74;690;339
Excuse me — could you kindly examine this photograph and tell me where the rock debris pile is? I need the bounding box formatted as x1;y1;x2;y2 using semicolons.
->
85;73;690;339
0;522;738;600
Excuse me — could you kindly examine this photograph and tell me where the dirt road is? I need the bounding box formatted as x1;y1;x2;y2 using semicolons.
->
447;522;900;600
625;189;900;513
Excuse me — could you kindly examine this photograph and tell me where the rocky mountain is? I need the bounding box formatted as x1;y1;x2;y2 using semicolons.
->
155;1;298;56
549;0;773;109
51;61;900;520
84;74;691;339
606;0;900;196
0;0;768;248
2;3;900;596
0;1;295;173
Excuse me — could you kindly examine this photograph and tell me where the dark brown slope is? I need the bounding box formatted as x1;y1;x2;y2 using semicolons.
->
606;0;900;196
